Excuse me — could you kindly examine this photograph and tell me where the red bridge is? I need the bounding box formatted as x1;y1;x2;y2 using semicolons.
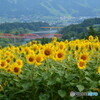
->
0;33;63;39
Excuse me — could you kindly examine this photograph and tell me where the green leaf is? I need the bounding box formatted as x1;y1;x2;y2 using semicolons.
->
65;74;75;81
58;90;66;98
85;77;92;82
76;85;84;92
47;80;56;85
57;71;64;76
90;81;98;88
0;94;6;99
13;79;19;82
99;81;100;84
85;71;90;76
67;97;77;100
21;82;32;89
56;77;61;83
39;94;50;100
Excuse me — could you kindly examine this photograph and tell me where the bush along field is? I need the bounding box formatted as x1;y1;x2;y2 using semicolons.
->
0;36;100;100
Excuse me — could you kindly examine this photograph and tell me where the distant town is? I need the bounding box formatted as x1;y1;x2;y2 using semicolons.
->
0;16;100;26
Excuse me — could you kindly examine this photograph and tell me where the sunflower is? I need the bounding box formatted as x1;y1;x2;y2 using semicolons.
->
16;59;23;68
53;37;57;41
0;60;7;69
88;35;94;41
26;54;35;64
15;47;19;52
35;54;44;66
58;42;66;50
31;40;37;45
85;43;89;49
94;43;99;51
6;57;12;63
54;50;66;61
42;46;54;58
4;51;11;56
9;54;15;59
6;67;12;73
28;50;34;55
78;60;86;69
44;48;51;56
53;37;57;43
24;47;30;54
11;63;21;75
11;46;15;50
64;40;68;44
35;54;44;63
32;45;39;52
38;44;43;50
80;53;89;62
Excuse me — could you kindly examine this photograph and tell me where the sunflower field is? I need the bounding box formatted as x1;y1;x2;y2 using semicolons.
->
0;35;100;100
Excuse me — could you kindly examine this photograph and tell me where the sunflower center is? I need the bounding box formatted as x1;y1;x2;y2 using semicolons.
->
17;61;21;65
34;46;38;51
81;55;87;60
36;57;41;63
7;59;10;63
32;41;36;44
44;49;51;56
6;52;10;56
58;53;63;58
1;62;5;67
7;69;11;72
29;57;34;62
60;45;63;49
79;61;85;67
14;67;19;73
89;36;93;40
86;45;88;48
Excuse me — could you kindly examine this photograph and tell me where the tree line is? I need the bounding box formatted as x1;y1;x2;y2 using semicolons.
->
60;18;100;40
0;22;49;34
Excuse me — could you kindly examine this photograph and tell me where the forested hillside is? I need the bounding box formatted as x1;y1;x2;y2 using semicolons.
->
60;18;100;39
0;22;49;34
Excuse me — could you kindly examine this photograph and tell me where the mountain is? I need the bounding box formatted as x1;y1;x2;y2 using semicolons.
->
0;0;100;18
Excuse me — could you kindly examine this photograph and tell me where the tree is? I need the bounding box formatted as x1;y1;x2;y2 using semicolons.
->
87;26;96;37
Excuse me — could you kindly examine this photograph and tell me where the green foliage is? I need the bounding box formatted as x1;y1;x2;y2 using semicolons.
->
35;38;64;45
0;38;24;47
81;18;100;27
76;85;85;92
35;38;52;44
86;26;100;39
58;90;66;97
0;22;49;34
0;57;99;100
60;18;100;40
